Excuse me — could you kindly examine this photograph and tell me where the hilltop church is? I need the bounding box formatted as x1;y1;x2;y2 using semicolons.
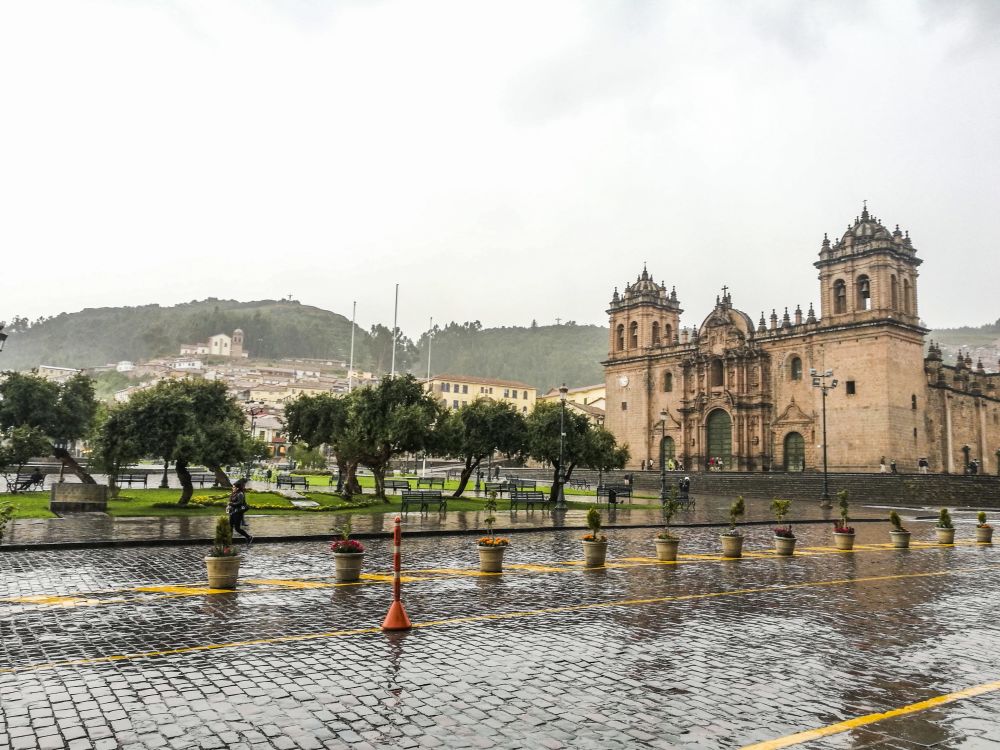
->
603;205;1000;474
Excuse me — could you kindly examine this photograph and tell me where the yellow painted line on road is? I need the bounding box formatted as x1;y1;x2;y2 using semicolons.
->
0;565;987;676
5;595;121;608
243;579;334;589
134;585;235;596
742;678;1000;749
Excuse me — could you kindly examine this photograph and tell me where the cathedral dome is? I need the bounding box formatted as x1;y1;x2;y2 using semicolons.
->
840;204;893;244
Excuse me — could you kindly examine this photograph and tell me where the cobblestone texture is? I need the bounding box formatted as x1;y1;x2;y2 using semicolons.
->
3;521;1000;748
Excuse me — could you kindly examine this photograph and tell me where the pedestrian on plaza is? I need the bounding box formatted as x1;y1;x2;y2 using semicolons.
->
640;459;646;471
227;478;252;545
971;459;979;475
264;468;272;488
679;475;690;499
918;458;928;474
880;456;887;474
890;459;897;474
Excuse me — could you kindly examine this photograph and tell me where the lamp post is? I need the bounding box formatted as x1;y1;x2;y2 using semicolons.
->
658;409;668;503
810;368;838;507
246;401;265;478
556;384;569;509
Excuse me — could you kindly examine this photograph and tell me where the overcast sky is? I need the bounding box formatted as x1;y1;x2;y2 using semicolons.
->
2;0;998;336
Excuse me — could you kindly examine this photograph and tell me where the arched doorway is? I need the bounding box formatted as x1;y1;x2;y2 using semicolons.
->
660;436;675;470
706;409;732;470
784;432;805;472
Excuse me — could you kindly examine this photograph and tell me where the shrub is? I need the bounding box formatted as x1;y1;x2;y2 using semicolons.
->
725;496;745;533
937;507;953;530
211;516;237;557
331;516;365;554
837;489;850;525
889;510;907;533
583;507;605;542
978;511;991;529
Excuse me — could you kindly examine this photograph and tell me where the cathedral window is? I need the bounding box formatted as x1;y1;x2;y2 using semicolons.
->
911;394;917;410
710;359;724;387
664;371;673;392
833;280;847;314
665;324;673;343
891;275;899;310
790;357;802;381
652;322;660;345
857;275;871;311
846;380;856;395
629;321;639;348
616;324;625;351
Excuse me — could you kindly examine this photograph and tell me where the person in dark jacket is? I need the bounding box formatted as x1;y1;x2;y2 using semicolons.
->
227;478;252;544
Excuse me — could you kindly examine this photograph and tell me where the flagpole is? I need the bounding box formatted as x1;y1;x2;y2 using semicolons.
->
422;317;433;478
348;301;356;393
390;283;399;377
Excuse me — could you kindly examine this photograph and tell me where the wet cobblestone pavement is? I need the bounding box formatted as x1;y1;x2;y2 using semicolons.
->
1;495;926;548
3;520;1000;749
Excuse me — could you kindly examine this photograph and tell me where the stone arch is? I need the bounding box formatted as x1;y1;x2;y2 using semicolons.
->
659;435;675;468
652;321;660;345
663;371;673;392
616;324;624;351
665;323;673;343
629;321;639;348
856;274;871;311
833;279;847;314
783;431;805;472
706;409;732;470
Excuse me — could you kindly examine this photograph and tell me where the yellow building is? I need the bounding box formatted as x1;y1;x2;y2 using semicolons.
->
538;383;606;425
424;374;536;413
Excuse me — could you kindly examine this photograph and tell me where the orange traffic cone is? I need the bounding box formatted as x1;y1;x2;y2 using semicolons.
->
382;599;412;631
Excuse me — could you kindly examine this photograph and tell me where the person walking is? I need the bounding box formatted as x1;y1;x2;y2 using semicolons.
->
880;456;887;474
227;478;252;545
890;459;897;474
264;468;272;488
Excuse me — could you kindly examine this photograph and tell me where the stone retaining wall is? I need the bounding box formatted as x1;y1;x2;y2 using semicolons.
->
505;468;1000;507
50;483;108;514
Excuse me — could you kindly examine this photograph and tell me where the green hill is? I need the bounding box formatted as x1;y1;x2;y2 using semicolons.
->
0;299;366;371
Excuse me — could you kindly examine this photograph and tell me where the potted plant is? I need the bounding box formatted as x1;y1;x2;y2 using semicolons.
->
331;517;365;582
935;507;955;545
205;516;240;589
833;489;855;550
771;498;795;556
655;490;681;562
477;493;509;573
889;510;910;549
582;507;608;567
720;496;745;558
976;511;993;544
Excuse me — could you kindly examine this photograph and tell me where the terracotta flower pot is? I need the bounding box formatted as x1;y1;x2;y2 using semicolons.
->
935;527;955;545
833;532;855;551
976;527;994;544
205;555;240;589
582;539;608;568
720;533;743;559
334;552;365;582
890;530;911;549
477;545;506;573
774;536;796;556
654;537;679;562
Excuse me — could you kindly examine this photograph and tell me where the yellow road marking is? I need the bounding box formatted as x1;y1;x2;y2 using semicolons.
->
359;573;424;583
134;585;235;596
0;565;985;676
742;678;1000;749
506;564;571;573
243;579;333;589
5;595;119;608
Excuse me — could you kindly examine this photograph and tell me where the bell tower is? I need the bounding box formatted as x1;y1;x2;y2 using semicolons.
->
815;203;922;327
606;265;683;360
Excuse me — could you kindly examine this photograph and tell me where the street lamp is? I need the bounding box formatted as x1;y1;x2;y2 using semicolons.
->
245;401;266;478
556;384;569;508
658;409;668;503
811;368;838;507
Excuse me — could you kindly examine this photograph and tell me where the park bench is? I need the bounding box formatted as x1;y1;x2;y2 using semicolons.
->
384;479;411;494
190;473;217;487
483;481;508;497
5;471;45;493
276;475;309;490
400;490;446;513
509;479;536;490
116;473;148;488
416;477;445;489
568;478;592;490
597;484;631;506
510;490;550;511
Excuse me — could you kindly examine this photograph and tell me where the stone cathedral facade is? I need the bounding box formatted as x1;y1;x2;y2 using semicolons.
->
603;205;1000;474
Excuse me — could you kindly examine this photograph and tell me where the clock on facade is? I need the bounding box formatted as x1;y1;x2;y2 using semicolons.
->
617;375;629;387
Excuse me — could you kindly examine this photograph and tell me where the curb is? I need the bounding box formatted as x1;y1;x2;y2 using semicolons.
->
0;517;887;552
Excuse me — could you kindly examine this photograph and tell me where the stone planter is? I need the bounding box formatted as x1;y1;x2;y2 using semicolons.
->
890;530;911;549
334;552;365;582
720;533;743;559
773;535;796;556
582;539;608;568
976;526;994;544
654;537;679;562
205;555;240;589
935;527;955;545
477;545;507;573
833;532;856;551
50;483;108;514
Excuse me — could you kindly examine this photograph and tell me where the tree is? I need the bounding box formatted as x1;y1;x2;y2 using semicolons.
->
0;426;53;490
97;380;253;504
350;375;443;498
438;399;526;497
285;392;362;496
0;372;99;483
525;402;629;502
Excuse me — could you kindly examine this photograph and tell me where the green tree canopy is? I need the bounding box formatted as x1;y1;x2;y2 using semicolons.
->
438;399;527;497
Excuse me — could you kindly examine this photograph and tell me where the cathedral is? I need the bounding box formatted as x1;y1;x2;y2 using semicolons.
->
603;205;1000;474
